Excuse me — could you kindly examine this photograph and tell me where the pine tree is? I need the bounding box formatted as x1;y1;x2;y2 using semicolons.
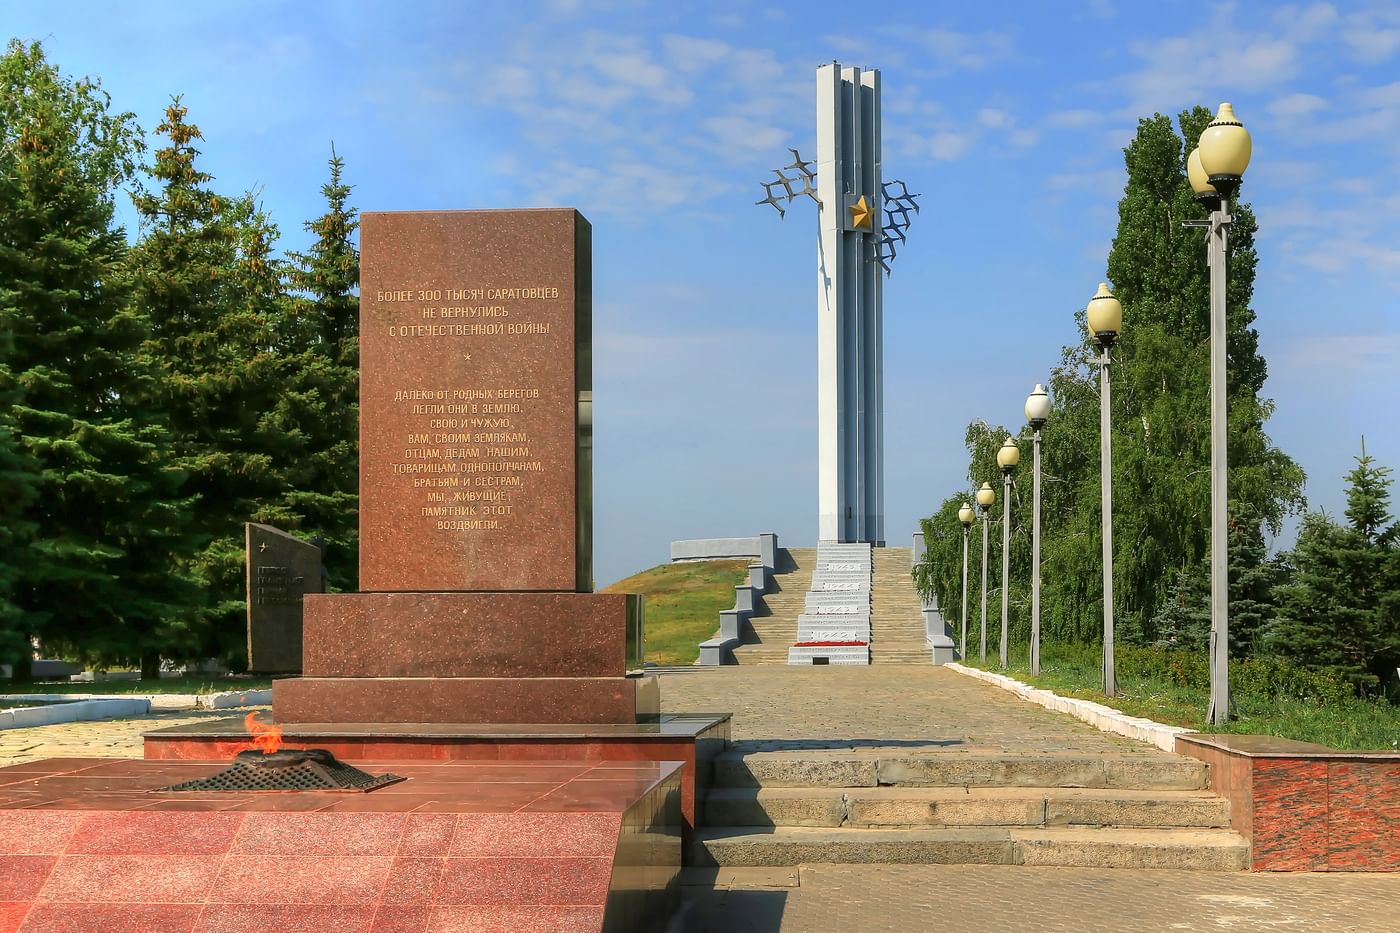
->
1271;446;1400;696
130;100;287;667
0;41;196;678
282;148;360;590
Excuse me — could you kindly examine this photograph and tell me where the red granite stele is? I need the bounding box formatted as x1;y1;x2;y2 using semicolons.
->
0;757;682;932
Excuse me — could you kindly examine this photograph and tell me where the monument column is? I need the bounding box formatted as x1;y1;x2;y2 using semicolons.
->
272;208;651;725
816;63;884;545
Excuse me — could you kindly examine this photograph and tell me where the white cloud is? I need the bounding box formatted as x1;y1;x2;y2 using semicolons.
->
978;108;1012;129
1339;5;1400;63
929;132;974;160
893;27;1015;73
1268;92;1326;121
1043;109;1102;129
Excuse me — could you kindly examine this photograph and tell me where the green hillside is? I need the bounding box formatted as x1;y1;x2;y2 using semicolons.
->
603;560;749;666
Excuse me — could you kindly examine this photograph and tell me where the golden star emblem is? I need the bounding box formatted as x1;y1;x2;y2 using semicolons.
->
848;195;874;231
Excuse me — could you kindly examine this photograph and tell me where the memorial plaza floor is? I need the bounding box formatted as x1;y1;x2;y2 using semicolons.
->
1;664;1396;931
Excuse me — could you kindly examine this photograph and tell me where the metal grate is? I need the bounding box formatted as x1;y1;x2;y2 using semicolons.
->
159;748;403;793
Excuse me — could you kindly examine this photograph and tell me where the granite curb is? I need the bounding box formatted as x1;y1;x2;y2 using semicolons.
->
944;664;1193;753
0;688;271;728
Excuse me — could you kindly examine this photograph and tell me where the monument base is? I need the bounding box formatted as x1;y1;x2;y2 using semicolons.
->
273;674;659;725
144;714;730;849
0;757;682;932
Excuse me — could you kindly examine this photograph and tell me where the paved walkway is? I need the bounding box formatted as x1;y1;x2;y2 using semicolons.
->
3;668;1395;930
0;708;257;766
678;864;1400;932
660;664;1171;757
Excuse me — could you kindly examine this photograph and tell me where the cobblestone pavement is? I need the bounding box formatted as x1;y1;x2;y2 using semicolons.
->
0;707;259;766
678;865;1400;932
660;665;1172;757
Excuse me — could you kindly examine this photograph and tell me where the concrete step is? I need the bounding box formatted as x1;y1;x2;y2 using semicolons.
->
712;752;1209;790
691;826;1248;871
703;786;1231;830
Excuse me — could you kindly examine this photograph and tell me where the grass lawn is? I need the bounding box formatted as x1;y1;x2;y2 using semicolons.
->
963;644;1399;752
603;559;751;666
2;676;274;695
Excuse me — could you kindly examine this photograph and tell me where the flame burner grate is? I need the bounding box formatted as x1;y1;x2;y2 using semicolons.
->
160;748;404;793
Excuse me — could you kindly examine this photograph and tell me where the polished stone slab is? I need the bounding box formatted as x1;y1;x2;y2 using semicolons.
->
358;208;592;593
301;591;643;678
0;757;682;932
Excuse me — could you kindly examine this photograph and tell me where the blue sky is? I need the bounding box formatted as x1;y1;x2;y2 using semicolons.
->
6;1;1399;586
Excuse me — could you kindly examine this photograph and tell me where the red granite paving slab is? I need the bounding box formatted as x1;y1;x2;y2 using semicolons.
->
0;811;81;854
380;857;447;904
449;812;620;857
136;799;247;812
1328;760;1400;870
394;782;562;808
20;902;201;933
230;812;405;855
0;856;55;901
39;854;220;903
398;763;595;782
426;905;605;932
222;795;340;812
193;904;376;932
3;777;151;795
1252;759;1330;871
399;813;456;856
0;759;107;776
207;855;393;905
0;902;27;933
66;811;244;855
435;856;613;906
319;794;435;813
23;796;153;811
523;779;667;812
369;905;431;933
146;740;252;761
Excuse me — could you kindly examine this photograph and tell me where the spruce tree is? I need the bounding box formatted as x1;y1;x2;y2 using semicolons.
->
282;149;360;590
131;100;287;666
1272;446;1400;696
0;41;197;678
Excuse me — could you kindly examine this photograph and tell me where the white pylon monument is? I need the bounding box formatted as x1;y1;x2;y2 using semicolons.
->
756;62;919;545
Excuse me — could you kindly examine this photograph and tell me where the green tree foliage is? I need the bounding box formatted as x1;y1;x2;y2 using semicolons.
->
917;108;1305;652
1271;447;1400;697
130;100;291;666
0;41;197;678
282;149;360;590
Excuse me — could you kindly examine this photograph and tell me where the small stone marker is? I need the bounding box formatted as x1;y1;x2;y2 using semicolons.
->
246;523;324;673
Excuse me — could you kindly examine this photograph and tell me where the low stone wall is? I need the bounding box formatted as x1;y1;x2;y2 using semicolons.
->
1175;733;1400;871
945;664;1193;753
697;535;779;666
671;533;777;569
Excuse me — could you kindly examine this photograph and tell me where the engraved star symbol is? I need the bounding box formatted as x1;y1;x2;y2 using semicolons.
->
849;195;874;231
463;353;472;362
258;542;267;552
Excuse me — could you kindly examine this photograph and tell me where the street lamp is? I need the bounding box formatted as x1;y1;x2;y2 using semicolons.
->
1025;384;1051;676
996;436;1019;669
976;481;996;664
1191;102;1252;726
1087;282;1122;696
958;502;975;660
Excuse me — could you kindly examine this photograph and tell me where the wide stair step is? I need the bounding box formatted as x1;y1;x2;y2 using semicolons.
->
692;826;1248;870
704;786;1231;829
713;752;1210;790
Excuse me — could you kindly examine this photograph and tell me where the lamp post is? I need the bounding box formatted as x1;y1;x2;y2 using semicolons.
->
976;481;995;664
996;437;1019;669
958;502;975;660
1025;385;1050;677
1087;282;1122;696
1190;102;1252;726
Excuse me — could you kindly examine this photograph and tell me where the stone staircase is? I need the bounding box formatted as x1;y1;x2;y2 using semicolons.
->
730;548;814;665
693;748;1249;870
870;547;931;664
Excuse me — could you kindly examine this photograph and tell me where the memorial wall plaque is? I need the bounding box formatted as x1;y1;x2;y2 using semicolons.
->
245;523;323;673
358;209;592;592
